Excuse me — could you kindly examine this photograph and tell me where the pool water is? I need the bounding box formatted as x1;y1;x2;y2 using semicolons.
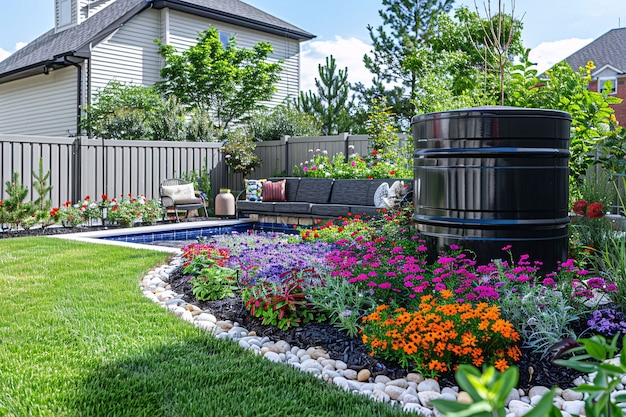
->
100;221;298;248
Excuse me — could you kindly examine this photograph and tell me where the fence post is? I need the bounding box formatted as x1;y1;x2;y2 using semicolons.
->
284;135;290;176
341;132;349;162
71;137;82;203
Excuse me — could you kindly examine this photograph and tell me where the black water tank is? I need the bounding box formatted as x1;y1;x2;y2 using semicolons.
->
411;107;571;271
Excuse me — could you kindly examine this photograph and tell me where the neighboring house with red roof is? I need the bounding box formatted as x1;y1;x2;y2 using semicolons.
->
564;27;626;125
0;0;314;137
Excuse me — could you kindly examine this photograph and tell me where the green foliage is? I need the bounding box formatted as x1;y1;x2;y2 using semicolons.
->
156;26;283;129
150;96;188;142
554;334;626;417
221;128;260;176
187;262;237;301
247;104;321;140
431;365;561;417
297;55;353;135
180;165;212;203
81;81;163;140
104;195;162;227
242;269;325;330
1;172;34;230
363;0;455;127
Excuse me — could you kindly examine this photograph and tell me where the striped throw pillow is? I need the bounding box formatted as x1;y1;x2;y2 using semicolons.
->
262;180;286;202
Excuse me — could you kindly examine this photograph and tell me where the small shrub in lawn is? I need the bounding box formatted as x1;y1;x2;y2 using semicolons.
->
360;293;521;377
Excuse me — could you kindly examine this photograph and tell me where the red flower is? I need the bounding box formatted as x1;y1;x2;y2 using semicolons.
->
84;195;91;200
101;194;108;201
586;202;605;219
573;200;587;216
372;150;378;155
390;170;396;176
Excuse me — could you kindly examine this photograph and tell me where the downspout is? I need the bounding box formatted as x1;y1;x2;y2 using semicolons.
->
65;57;83;202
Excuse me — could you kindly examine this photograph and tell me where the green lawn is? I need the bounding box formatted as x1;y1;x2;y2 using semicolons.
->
0;238;409;417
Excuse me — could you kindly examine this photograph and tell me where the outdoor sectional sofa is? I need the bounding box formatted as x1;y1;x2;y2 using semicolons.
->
236;177;412;222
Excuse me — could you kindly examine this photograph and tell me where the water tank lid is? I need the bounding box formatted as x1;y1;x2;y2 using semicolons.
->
411;106;572;124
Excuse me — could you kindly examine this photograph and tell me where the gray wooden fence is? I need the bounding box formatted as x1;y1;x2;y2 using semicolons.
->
1;133;406;208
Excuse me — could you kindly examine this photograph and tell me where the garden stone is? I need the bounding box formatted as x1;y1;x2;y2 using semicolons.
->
508;400;533;417
268;340;290;354
334;360;347;370
215;320;233;330
561;400;585;415
343;369;357;380
387;378;409;389
528;385;550;398
441;387;458;396
417;391;441;408
299;354;312;362
333;376;351;391
371;389;390;403
384;385;405;400
561;388;583;401
263;351;282;363
195;312;217;322
505;388;520;405
456;391;472;404
300;359;324;374
374;375;391;384
399;393;419;405
417;378;440;393
306;346;329;360
357;369;371;382
406;372;425;383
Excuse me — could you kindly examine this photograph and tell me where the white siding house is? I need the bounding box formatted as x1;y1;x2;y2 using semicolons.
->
0;0;314;137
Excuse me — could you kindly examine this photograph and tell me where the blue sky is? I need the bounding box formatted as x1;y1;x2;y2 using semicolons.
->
1;0;624;92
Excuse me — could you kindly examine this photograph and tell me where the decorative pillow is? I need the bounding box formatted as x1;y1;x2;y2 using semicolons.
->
263;180;286;202
383;180;407;208
245;179;266;201
373;182;389;208
162;183;196;202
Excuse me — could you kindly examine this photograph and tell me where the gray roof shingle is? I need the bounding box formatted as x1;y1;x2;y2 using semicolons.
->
0;0;314;78
564;27;626;74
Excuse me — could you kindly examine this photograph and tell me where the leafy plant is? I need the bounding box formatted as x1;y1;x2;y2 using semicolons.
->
221;128;260;176
188;262;237;301
554;334;626;417
431;364;561;417
2;172;35;230
242;269;325;330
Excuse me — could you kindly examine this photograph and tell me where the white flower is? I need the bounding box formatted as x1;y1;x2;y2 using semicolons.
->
315;148;321;152
322;150;328;155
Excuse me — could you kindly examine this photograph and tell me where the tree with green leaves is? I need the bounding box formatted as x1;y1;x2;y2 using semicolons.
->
298;55;353;135
80;81;163;140
361;0;455;127
156;27;283;130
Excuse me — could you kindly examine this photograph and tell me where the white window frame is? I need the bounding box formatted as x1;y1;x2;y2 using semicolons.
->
599;77;617;95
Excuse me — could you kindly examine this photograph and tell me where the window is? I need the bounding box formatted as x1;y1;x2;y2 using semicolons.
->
219;31;233;48
599;77;617;95
59;0;72;26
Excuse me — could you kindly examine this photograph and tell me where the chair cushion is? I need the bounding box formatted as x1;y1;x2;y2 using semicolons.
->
263;180;286;202
162;183;196;202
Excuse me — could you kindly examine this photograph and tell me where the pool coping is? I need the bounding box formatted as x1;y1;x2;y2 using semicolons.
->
48;219;250;253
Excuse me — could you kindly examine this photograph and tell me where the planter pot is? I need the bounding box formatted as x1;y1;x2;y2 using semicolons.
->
215;189;235;217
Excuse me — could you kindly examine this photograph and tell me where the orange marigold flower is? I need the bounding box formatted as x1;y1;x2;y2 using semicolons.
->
507;346;522;361
461;332;478;347
403;341;418;355
494;358;510;372
428;360;448;373
440;289;454;300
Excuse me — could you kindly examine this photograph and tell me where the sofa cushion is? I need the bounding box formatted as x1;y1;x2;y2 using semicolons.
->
162;183;197;203
269;177;300;201
328;179;372;206
237;200;275;213
295;178;334;204
245;179;266;201
263;180;286;202
350;205;384;217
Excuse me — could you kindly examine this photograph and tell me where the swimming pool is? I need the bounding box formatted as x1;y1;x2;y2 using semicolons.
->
50;220;298;252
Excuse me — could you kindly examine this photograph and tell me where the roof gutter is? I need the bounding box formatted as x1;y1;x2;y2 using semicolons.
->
150;0;315;40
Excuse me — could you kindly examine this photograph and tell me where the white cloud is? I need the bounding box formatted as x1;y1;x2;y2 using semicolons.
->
300;36;373;93
0;47;10;63
528;38;593;73
15;42;27;51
